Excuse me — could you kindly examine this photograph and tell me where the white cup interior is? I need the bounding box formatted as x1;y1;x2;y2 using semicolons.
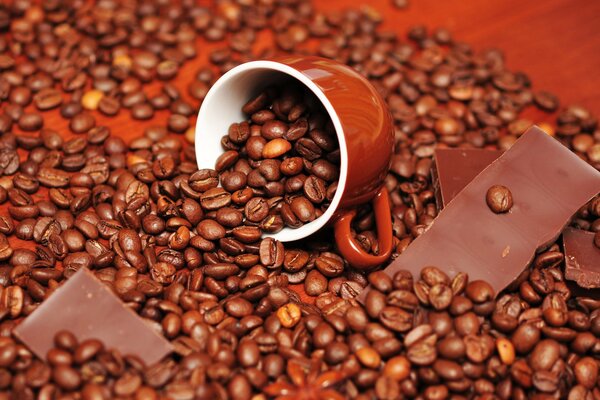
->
195;61;348;242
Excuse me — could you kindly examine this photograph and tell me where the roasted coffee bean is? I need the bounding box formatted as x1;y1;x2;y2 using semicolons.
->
81;90;104;111
70;112;96;134
18;112;43;131
380;306;413;332
38;168;70;188
132;103;155;120
276;303;302;328
259;238;284;268
530;339;560;371
486;185;513;213
305;270;327;296
244;197;268;222
97;94;121;117
33;88;62;110
534;91;559;112
0;2;597;399
315;254;344;277
428;284;453;310
168;114;189;133
53;365;81;390
200;188;231;210
11;87;32;106
303;175;327;203
290;196;316;222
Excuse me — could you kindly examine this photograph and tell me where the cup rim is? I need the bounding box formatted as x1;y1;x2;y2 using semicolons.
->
196;60;348;242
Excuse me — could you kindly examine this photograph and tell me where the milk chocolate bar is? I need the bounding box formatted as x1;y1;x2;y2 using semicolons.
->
14;268;172;365
374;126;600;295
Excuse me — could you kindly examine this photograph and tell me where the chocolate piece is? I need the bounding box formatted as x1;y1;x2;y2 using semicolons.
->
431;145;600;298
432;148;502;208
563;227;600;289
566;281;600;301
371;126;600;296
14;268;172;365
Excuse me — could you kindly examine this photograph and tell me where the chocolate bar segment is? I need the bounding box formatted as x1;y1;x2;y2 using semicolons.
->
563;227;600;289
432;148;502;209
373;126;600;296
14;268;172;366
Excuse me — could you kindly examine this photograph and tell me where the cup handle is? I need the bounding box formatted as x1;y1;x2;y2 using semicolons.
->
333;186;394;270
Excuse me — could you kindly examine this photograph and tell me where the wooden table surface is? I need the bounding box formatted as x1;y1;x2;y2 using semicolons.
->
7;0;600;303
336;0;600;113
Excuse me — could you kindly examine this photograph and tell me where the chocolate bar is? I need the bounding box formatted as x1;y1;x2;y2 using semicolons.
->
563;227;600;289
431;148;502;208
14;268;172;365
371;126;600;296
433;147;600;294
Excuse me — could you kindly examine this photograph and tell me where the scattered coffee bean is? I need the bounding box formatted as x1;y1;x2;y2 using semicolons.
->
0;2;598;399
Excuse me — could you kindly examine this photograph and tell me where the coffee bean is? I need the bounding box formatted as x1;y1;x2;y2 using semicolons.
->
276;303;301;328
427;284;452;310
225;297;254;318
574;357;598;389
53;365;81;390
530;339;560;371
303;175;327;203
261;120;288;140
33;88;62;110
81;90;104;111
305;269;327;296
496;337;516;365
18;112;43;131
74;339;103;364
356;346;381;369
10;86;32;106
200;188;231;210
464;334;494;363
406;334;437;366
486;184;513;213
315;254;344;277
38;168;70;188
70;112;95;134
290;196;316;223
262;138;292;159
131;103;154;120
98;96;120;116
0;2;597;398
379;306;413;333
259;237;284;268
534;91;559;112
465;280;495;303
167;114;189;133
383;356;411;380
215;150;239;172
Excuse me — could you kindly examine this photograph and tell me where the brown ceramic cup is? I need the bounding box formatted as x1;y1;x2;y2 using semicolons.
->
196;55;394;270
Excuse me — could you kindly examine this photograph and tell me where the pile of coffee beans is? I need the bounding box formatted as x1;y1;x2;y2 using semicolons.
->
213;83;340;232
0;0;598;399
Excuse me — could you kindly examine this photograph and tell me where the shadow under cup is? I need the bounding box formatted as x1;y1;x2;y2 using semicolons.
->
195;61;349;243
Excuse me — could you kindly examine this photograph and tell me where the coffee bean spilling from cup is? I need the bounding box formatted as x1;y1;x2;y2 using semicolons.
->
213;83;340;231
0;0;599;399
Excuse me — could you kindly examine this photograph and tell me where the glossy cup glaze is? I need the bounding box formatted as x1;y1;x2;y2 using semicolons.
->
196;55;394;269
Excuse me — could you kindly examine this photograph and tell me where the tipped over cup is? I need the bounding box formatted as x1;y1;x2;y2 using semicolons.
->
195;55;395;270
